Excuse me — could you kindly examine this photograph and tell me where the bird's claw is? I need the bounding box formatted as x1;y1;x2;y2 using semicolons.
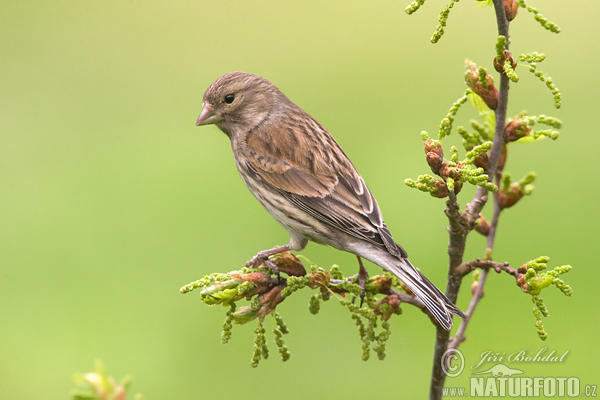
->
352;282;367;307
356;256;368;308
245;255;262;268
246;252;281;281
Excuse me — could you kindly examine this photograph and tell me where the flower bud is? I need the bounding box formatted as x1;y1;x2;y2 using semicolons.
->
270;251;307;276
424;139;443;155
438;162;463;181
474;215;490;236
77;368;127;400
232;272;270;285
471;280;479;295
494;50;517;74
257;285;285;318
504;0;518;21
505;118;531;142
308;269;330;289
453;180;463;195
424;139;444;174
426;152;444;174
373;294;402;321
114;386;126;400
431;179;449;198
497;146;507;173
498;182;524;208
230;272;272;298
473;150;490;170
516;274;529;293
465;61;499;110
372;274;392;293
233;305;258;324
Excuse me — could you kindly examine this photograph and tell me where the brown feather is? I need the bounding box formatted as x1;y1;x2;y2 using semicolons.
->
243;106;408;259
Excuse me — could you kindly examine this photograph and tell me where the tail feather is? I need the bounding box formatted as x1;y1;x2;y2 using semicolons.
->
385;258;465;330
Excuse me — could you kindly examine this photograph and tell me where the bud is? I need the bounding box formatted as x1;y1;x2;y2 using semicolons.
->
497;146;507;173
114;386;126;400
438;162;463;181
516;274;529;293
473;150;490;170
453;180;463;195
372;274;392;293
81;373;107;398
471;280;479;295
498;182;524;208
424;139;444;174
373;294;402;321
505;118;531;142
436;163;464;195
74;364;130;400
494;50;517;74
474;215;490;236
257;285;285;318
232;272;270;285
426;152;444;174
233;305;258;324
270;251;307;276
465;61;499;110
424;139;443;155
231;272;271;298
431;179;449;198
199;278;243;305
504;0;518;21
308;269;330;289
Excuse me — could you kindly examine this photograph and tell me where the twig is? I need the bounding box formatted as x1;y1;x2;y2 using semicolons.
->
457;258;514;277
429;2;511;399
463;0;511;222
328;278;432;316
448;266;489;349
444;191;468;304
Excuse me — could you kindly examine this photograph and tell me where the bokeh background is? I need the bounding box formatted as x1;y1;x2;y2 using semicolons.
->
1;1;597;398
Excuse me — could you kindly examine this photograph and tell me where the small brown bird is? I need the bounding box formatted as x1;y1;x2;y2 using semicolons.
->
195;72;464;330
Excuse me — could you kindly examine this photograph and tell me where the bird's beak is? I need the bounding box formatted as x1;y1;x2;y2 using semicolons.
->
195;102;220;126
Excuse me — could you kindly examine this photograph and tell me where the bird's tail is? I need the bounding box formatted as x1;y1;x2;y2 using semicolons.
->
385;258;465;331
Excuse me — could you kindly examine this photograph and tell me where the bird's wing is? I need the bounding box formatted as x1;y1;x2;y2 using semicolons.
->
243;115;408;260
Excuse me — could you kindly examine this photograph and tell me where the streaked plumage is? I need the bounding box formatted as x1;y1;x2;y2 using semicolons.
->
196;71;464;330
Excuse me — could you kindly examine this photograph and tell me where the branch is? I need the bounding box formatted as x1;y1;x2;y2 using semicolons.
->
463;0;511;222
430;2;511;399
448;265;488;350
444;191;468;303
327;277;440;325
332;271;448;330
457;258;515;277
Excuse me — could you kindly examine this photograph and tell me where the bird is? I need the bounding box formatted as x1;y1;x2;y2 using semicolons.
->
195;71;465;330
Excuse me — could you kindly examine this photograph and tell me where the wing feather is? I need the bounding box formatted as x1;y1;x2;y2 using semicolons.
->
244;112;407;259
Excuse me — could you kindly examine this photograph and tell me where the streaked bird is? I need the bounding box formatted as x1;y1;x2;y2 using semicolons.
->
195;71;464;330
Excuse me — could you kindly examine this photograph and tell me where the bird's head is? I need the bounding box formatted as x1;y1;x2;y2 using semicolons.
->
196;71;280;138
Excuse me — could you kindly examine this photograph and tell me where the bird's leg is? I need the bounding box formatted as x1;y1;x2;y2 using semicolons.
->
355;256;369;307
246;244;293;278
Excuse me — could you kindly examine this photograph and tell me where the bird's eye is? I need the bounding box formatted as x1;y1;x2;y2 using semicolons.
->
224;94;235;104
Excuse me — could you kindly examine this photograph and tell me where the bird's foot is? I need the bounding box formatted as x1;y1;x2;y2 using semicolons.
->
245;244;292;269
263;259;281;282
245;251;269;269
246;247;293;282
353;256;369;307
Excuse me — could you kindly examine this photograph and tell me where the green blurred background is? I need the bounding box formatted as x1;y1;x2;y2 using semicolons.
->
1;1;597;398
